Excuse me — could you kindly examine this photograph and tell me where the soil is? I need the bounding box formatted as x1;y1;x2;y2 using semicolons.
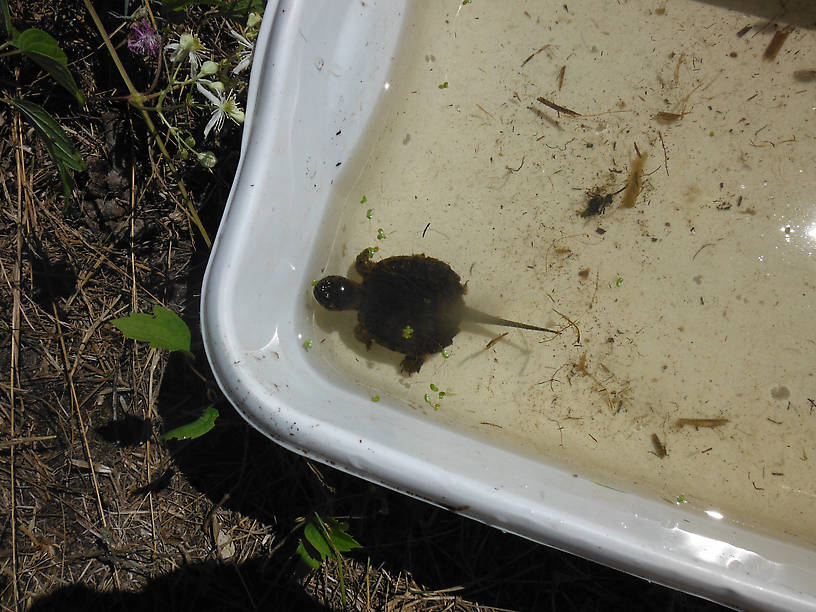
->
0;2;726;610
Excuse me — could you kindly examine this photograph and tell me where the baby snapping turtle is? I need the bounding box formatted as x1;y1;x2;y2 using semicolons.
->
313;249;558;374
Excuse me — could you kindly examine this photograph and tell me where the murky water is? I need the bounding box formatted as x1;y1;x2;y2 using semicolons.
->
312;0;816;543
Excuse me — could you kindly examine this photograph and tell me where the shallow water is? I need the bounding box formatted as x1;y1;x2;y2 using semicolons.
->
313;0;816;543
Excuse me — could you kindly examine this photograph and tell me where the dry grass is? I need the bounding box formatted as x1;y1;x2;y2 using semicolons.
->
0;2;729;611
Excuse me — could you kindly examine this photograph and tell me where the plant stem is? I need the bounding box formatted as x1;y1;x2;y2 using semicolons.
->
82;0;212;247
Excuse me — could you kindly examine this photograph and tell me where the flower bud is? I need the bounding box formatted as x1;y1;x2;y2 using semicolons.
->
199;61;218;76
208;80;225;93
197;151;217;168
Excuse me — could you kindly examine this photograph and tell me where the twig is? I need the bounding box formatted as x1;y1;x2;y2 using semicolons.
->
0;435;57;450
536;96;581;117
146;349;163;556
658;131;669;176
538;362;566;392
9;96;24;612
552;308;580;345
692;242;715;261
131;163;138;312
505;155;525;173
521;45;549;67
53;300;108;528
675;417;729;428
70;297;121;378
475;104;494;121
589;268;600;310
484;332;509;350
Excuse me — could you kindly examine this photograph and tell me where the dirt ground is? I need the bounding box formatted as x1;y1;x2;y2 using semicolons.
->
0;2;731;610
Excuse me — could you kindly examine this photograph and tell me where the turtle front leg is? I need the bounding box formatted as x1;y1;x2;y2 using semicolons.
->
355;248;377;277
399;354;425;375
354;324;374;349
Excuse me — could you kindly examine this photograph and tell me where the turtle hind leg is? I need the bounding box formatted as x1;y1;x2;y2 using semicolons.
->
354;324;374;349
399;354;426;375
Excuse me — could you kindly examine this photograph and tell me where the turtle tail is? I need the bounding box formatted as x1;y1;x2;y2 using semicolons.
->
460;305;558;333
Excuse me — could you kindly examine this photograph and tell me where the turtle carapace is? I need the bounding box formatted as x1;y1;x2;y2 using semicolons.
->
313;249;558;375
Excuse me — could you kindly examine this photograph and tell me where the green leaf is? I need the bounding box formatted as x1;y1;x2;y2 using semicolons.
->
0;0;17;38
303;522;330;559
219;0;265;18
296;540;322;570
327;530;361;553
298;514;362;579
161;406;219;441
326;519;361;553
7;98;84;201
160;0;264;18
110;305;192;355
13;28;67;63
8;99;83;170
12;29;84;103
311;514;358;606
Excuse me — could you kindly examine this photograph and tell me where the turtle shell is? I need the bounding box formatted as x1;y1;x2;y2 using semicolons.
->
357;253;465;357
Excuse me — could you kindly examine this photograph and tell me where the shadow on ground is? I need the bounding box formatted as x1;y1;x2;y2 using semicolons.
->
28;556;326;612
29;395;728;611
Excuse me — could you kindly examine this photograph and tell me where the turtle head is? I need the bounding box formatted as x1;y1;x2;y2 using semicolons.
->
313;276;362;311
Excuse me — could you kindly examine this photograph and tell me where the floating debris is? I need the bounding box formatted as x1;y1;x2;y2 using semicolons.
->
651;433;667;458
580;191;613;218
521;45;549;67
654;110;690;124
675;417;729;428
620;152;646;208
764;26;793;62
536;96;581;117
485;332;509;350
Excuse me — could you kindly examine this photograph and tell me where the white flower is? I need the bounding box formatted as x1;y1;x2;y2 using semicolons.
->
229;28;255;74
196;82;244;139
166;33;207;74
